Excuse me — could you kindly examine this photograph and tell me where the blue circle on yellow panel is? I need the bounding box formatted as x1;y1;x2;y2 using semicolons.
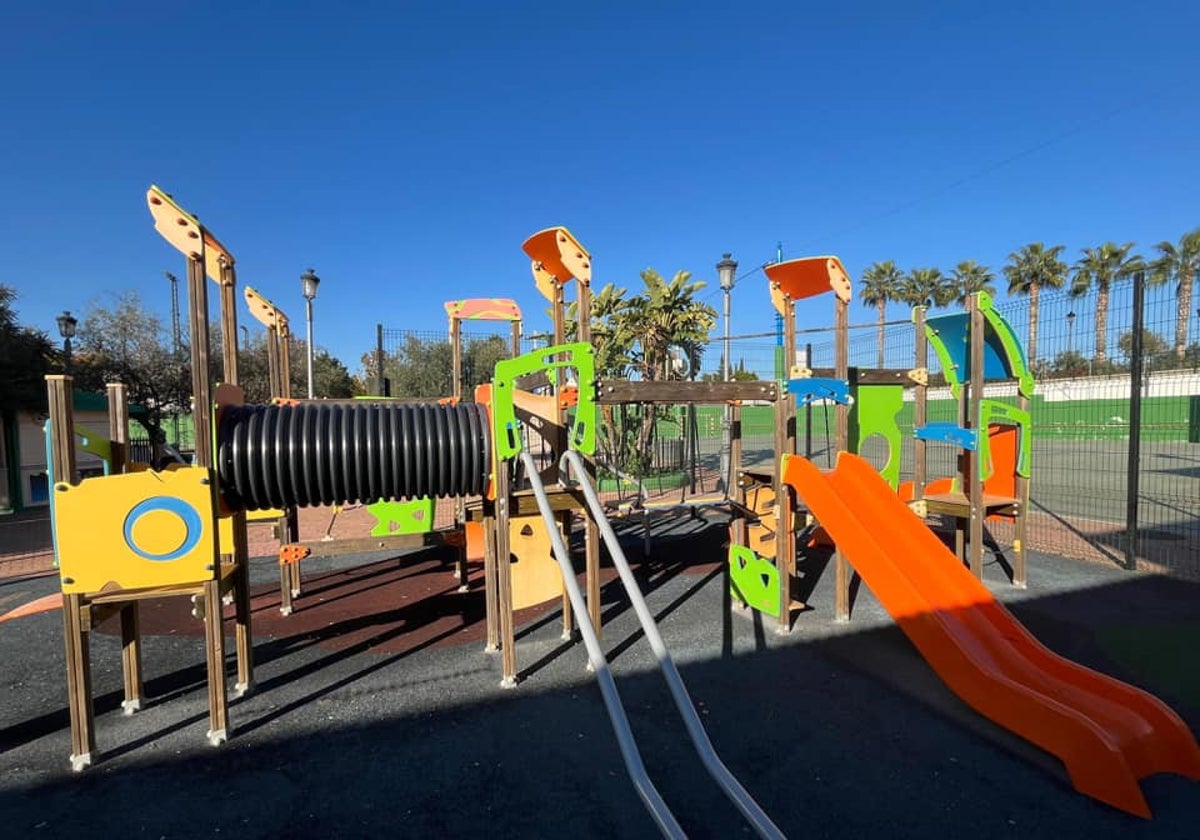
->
123;497;203;562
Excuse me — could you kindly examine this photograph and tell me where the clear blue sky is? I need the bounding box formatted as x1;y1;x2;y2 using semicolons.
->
2;0;1196;374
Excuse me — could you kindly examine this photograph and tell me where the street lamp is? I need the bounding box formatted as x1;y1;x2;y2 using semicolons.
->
716;253;738;381
56;310;78;375
716;253;737;494
301;268;320;399
1066;310;1076;354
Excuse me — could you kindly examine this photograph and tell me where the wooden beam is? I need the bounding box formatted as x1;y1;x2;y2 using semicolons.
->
596;379;778;404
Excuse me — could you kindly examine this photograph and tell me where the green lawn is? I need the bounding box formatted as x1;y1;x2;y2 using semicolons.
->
677;395;1193;443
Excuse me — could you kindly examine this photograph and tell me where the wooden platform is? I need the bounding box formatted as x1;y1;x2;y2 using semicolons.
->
463;487;587;521
922;492;1020;517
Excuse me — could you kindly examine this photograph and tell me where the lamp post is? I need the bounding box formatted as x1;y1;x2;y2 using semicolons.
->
56;310;78;376
716;253;737;493
1066;310;1076;354
301;268;320;399
717;253;738;381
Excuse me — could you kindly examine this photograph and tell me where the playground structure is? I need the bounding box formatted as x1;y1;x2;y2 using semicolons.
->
904;292;1033;585
17;188;1199;825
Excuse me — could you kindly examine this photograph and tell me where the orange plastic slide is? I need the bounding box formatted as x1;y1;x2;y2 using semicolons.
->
781;452;1200;818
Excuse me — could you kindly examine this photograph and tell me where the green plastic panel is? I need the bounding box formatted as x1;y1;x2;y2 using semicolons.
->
851;384;904;489
491;343;596;461
367;497;435;536
978;293;1035;398
979;400;1032;479
728;544;781;617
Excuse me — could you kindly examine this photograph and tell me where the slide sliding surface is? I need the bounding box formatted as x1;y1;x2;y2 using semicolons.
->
781;452;1200;818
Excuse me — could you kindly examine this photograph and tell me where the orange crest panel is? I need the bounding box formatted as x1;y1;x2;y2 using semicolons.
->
522;226;592;287
764;256;852;304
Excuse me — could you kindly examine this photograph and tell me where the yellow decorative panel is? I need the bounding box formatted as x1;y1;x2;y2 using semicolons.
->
54;467;219;594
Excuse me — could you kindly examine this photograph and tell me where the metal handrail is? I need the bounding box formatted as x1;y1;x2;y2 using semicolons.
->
560;449;786;840
519;451;685;839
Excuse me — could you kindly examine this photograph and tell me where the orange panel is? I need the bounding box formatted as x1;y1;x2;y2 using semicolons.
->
444;298;522;323
764;256;852;304
781;452;1200;818
522;227;592;287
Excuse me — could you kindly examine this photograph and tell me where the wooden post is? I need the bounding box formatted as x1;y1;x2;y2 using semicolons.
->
549;280;573;639
833;297;851;622
729;402;745;550
483;506;500;652
967;294;985;577
450;317;463;400
218;260;239;385
186;253;230;737
266;324;281;399
215;260;253;694
576;281;601;636
49;375;94;770
1014;392;1030;588
107;383;143;715
278;324;292;399
773;394;793;631
913;307;928;499
495;462;517;686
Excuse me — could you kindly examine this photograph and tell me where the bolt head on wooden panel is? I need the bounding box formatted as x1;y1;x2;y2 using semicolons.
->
53;467;220;594
146;185;205;260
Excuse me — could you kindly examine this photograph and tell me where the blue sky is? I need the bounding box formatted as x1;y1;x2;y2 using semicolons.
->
2;1;1197;375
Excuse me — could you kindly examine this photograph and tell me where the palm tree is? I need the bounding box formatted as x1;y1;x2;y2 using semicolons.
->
900;267;952;310
1003;243;1067;367
950;260;997;305
628;268;717;380
1071;241;1144;363
1149;228;1200;360
860;260;903;367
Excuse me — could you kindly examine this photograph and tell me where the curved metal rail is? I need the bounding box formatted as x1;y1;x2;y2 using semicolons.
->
559;449;785;840
519;451;685;838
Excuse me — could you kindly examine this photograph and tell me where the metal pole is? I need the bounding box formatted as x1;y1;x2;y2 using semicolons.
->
63;337;73;377
375;323;385;396
1125;270;1146;571
305;297;315;399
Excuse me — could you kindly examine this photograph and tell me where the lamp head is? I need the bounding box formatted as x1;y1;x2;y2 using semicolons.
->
301;268;321;300
57;310;78;339
716;253;737;291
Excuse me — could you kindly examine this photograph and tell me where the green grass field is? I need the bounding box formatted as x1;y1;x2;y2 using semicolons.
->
680;395;1193;443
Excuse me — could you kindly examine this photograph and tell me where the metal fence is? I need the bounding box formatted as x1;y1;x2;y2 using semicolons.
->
716;280;1200;579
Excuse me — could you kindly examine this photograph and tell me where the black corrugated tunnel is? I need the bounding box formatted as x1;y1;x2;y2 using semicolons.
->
216;401;491;510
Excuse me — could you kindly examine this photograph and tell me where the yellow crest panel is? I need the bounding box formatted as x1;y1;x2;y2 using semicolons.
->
54;467;220;594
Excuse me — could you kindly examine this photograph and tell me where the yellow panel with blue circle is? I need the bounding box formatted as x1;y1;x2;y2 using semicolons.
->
53;467;220;594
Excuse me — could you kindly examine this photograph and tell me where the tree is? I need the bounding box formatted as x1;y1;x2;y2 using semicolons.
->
900;267;952;309
950;260;997;305
860;260;902;367
0;285;56;414
1117;328;1171;370
1149;227;1200;360
72;291;190;444
1003;242;1067;368
624;269;717;382
1071;242;1144;363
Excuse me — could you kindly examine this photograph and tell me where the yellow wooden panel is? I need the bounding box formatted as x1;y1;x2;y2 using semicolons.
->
54;467;219;594
146;185;204;260
509;515;563;610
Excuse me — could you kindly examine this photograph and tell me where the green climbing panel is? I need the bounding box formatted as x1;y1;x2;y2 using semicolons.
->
729;544;781;617
849;383;904;489
492;342;596;460
367;497;435;536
